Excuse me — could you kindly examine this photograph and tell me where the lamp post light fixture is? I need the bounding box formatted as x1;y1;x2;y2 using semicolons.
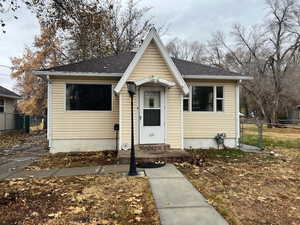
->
127;81;138;176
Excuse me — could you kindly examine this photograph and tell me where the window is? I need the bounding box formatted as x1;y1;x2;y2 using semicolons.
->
66;84;112;111
0;99;4;112
143;91;161;126
183;94;189;111
216;86;224;112
187;86;224;112
192;86;214;111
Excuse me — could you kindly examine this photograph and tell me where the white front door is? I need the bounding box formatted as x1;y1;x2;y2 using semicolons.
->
139;87;165;144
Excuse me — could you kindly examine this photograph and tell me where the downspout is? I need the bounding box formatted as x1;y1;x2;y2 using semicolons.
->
41;75;53;149
235;80;241;147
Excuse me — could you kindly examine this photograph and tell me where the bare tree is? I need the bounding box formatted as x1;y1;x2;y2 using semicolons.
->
208;0;300;125
166;38;207;63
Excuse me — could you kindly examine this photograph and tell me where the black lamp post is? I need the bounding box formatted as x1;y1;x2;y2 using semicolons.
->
127;81;138;176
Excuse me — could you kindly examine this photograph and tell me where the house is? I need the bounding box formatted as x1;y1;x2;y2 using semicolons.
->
33;28;252;153
0;85;21;132
285;105;300;123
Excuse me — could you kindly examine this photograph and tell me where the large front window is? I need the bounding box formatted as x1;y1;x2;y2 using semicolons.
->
66;84;112;111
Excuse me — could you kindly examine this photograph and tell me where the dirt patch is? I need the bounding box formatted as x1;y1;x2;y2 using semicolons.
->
27;151;118;170
0;175;160;225
177;148;300;225
0;131;45;149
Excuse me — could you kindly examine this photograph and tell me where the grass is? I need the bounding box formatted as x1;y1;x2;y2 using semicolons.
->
0;175;160;225
177;148;300;225
178;126;300;225
241;124;300;148
242;133;300;148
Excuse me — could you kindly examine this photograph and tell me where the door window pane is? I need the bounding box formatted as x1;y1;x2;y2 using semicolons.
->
144;109;160;126
192;86;214;111
144;91;160;108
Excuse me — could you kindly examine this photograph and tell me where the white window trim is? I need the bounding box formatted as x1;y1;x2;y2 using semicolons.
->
184;85;224;112
216;86;224;112
64;83;114;112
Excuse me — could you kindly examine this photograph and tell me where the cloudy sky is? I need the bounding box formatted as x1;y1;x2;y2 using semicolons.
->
0;0;267;92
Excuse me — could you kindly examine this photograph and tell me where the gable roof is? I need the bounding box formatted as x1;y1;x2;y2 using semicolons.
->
33;28;251;83
114;28;189;95
39;51;241;77
0;85;20;99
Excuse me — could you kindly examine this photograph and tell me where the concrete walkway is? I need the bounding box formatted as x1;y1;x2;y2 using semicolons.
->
240;144;263;153
0;164;143;180
145;164;229;225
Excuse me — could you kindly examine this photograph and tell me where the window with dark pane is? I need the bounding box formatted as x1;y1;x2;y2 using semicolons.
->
192;86;214;111
183;94;189;111
217;99;223;111
217;86;223;98
144;109;160;126
216;86;224;112
143;91;160;126
66;84;112;110
0;99;4;112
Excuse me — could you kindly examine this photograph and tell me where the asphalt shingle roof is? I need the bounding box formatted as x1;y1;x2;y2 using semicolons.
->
0;85;20;98
44;51;241;76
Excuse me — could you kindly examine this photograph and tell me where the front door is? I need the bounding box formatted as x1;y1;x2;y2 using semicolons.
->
139;87;165;144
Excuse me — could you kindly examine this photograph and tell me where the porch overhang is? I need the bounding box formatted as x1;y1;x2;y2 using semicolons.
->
134;77;176;88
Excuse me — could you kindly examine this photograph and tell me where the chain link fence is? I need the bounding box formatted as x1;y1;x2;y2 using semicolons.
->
0;113;45;134
240;118;300;149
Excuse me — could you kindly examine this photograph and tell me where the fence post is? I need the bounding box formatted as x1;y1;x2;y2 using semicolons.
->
257;121;263;148
24;115;30;133
240;119;244;147
4;112;6;131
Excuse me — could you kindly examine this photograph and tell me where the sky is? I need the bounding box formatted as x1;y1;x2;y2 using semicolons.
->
0;0;267;93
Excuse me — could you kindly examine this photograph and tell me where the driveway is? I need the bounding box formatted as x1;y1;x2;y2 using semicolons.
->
0;132;48;179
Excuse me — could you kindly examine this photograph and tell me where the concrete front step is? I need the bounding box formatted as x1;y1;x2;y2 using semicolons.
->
117;150;191;164
135;144;171;152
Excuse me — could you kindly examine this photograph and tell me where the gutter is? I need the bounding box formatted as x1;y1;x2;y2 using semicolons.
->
183;75;253;80
32;70;253;81
32;70;123;77
0;94;21;99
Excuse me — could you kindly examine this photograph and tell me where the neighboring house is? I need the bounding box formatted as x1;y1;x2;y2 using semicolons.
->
0;85;21;132
286;105;300;122
33;28;251;153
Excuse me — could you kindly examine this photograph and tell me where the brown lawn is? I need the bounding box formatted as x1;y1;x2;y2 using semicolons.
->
0;175;160;225
178;147;300;225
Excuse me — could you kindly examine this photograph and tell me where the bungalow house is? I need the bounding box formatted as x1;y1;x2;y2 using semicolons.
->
0;85;21;132
33;28;251;153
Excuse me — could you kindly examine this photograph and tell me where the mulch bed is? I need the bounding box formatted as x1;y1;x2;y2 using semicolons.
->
27;151;118;170
0;175;160;225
